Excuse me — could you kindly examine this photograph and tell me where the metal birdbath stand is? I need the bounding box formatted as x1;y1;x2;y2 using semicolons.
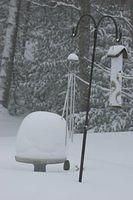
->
72;15;122;182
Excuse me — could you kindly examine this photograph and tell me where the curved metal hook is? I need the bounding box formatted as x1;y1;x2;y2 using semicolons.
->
97;15;121;42
72;14;97;37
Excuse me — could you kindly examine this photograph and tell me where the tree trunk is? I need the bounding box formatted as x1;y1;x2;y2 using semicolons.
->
78;0;90;112
129;0;133;46
22;1;31;56
0;0;21;107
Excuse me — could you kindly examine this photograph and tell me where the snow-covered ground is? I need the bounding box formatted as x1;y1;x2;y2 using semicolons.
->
0;105;133;200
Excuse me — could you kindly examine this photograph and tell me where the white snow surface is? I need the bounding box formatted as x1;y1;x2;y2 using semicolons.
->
0;105;133;200
16;111;66;160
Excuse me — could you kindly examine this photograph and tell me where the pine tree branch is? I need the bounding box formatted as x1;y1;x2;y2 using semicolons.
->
91;4;133;30
27;0;80;11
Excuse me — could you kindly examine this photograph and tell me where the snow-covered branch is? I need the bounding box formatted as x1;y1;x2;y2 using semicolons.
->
91;5;133;31
122;91;133;100
95;84;110;92
27;0;80;11
84;57;133;80
122;74;133;80
84;56;110;74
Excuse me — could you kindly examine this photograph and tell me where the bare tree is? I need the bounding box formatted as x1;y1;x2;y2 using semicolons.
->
78;0;90;112
21;1;31;56
0;0;21;107
129;0;133;46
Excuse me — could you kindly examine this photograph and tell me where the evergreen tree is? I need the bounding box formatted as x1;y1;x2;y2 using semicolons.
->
0;0;132;132
8;0;80;115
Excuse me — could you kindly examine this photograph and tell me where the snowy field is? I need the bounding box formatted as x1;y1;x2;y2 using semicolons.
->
0;106;133;200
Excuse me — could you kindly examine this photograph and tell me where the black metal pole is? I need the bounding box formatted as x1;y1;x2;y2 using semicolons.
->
79;28;98;182
72;15;121;183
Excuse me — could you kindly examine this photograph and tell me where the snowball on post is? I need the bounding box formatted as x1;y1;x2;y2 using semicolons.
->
67;53;79;62
107;45;128;107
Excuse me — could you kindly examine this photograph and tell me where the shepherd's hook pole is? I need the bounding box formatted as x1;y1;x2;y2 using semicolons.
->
72;14;121;183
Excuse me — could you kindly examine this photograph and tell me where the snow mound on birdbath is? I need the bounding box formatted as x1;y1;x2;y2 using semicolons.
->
16;111;67;160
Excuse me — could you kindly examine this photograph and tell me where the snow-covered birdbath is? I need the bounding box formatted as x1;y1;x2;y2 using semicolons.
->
15;111;70;172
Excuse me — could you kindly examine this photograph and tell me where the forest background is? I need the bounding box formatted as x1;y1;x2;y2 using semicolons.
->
0;0;133;132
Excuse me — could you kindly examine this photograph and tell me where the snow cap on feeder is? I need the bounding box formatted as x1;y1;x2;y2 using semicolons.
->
67;53;79;61
107;45;128;59
107;45;128;107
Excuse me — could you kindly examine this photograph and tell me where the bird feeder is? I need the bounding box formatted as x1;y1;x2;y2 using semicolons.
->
107;45;128;107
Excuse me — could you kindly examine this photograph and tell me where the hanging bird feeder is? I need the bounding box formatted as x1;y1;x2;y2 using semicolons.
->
107;45;128;107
